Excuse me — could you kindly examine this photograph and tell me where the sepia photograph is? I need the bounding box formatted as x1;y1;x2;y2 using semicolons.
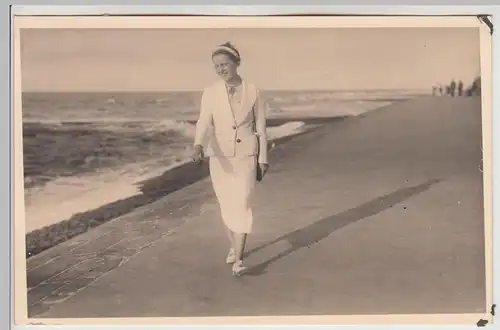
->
13;15;491;325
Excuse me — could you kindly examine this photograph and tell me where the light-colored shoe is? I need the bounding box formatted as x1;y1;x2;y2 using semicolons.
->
226;249;236;264
232;260;246;276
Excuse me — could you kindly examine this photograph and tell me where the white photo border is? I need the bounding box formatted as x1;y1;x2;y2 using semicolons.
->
7;3;499;330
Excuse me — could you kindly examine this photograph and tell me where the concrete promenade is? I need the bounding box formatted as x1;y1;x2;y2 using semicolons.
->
26;96;486;319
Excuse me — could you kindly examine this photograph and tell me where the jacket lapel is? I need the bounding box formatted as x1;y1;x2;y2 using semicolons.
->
215;80;235;124
216;79;255;126
234;80;249;124
236;80;259;125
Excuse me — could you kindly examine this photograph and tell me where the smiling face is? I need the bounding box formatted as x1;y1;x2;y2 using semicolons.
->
212;53;239;83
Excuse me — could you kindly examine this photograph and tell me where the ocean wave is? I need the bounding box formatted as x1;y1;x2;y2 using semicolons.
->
22;119;196;190
24;117;196;133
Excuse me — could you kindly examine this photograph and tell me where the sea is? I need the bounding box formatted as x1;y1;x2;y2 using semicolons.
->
21;89;425;233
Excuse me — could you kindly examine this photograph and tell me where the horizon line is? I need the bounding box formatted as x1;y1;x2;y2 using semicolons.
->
21;87;431;93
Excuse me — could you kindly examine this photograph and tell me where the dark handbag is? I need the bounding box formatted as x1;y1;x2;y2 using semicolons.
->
256;138;263;182
253;106;263;182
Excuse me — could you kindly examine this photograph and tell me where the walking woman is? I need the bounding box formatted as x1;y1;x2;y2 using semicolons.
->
191;42;269;276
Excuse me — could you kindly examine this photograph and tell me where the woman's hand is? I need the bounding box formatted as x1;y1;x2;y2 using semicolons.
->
191;145;204;164
259;163;270;178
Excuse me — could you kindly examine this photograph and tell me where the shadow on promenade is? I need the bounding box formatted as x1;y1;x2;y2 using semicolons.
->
243;178;442;276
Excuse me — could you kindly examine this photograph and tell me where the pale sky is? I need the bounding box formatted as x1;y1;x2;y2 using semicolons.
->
20;27;480;91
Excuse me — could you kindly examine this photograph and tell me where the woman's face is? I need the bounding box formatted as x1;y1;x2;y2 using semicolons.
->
212;53;238;82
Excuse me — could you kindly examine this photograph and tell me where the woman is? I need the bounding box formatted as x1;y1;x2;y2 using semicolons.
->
191;42;269;276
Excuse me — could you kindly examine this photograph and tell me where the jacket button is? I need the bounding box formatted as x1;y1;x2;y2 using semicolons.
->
236;139;241;143
232;125;236;130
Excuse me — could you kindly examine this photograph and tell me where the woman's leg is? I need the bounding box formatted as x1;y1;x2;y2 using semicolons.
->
224;226;237;264
234;232;247;262
232;231;248;275
224;225;235;249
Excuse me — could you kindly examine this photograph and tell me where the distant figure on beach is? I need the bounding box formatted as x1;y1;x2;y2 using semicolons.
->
458;80;464;97
467;76;481;96
191;42;269;276
450;79;456;97
433;84;442;96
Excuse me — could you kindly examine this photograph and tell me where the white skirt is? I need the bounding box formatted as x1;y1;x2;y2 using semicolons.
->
209;155;257;234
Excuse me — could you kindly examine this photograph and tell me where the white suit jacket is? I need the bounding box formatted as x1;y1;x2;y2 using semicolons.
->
193;79;268;164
